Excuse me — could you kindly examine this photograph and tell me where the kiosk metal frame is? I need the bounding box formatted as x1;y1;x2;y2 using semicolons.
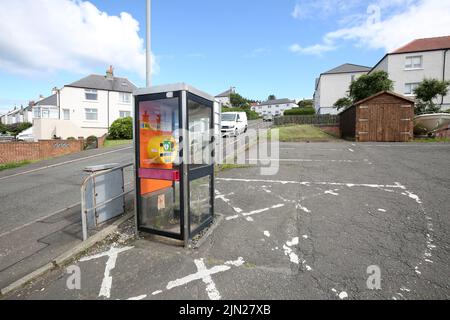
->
133;83;215;246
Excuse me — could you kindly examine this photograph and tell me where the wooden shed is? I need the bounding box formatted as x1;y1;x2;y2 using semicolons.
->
339;91;415;142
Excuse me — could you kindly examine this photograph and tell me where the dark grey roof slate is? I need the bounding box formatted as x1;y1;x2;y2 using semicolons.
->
66;74;137;93
258;98;296;106
36;94;57;106
216;89;233;97
323;63;371;75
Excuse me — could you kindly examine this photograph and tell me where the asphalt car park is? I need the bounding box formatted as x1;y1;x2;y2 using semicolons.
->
5;141;450;300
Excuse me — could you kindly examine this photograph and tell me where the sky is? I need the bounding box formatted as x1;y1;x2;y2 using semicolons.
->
1;0;450;114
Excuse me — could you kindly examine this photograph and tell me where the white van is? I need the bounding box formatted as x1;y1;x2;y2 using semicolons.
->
221;112;248;137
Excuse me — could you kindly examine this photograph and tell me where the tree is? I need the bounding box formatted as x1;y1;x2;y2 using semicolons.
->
230;93;250;108
413;78;450;114
6;122;32;136
108;117;133;140
349;70;394;102
297;99;313;108
268;94;276;101
333;97;353;111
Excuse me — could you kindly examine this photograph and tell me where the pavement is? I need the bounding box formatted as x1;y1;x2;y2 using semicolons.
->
0;143;134;290
4;139;450;300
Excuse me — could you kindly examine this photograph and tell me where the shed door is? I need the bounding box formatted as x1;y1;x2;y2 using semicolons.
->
398;104;413;142
379;104;398;141
358;102;413;142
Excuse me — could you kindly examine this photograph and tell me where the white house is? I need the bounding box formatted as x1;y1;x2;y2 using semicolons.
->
32;67;136;140
313;63;371;115
371;36;450;111
0;105;32;125
215;87;235;107
251;98;297;116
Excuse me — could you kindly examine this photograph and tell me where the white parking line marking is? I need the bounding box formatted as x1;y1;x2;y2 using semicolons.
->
248;158;366;163
80;246;133;299
127;294;147;300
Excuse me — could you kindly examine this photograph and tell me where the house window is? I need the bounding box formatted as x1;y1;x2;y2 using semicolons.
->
119;111;131;118
351;75;356;82
119;92;131;103
63;109;70;120
405;56;422;69
85;89;98;101
85;108;98;121
42;108;50;118
405;83;420;95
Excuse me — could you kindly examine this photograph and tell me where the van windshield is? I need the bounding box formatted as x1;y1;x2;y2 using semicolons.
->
221;114;236;121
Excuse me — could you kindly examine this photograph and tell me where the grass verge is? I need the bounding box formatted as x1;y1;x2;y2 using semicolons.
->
413;137;450;143
0;160;32;171
271;124;338;142
215;164;250;173
103;139;133;148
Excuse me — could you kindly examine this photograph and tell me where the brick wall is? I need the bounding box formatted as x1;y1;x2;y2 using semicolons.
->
97;134;108;148
0;139;84;164
315;124;341;137
436;125;450;138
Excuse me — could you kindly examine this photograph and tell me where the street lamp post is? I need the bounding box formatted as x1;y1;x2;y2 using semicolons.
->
146;0;151;87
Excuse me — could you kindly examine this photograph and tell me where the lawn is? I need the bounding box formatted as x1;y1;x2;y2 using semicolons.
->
0;160;32;171
413;137;450;143
271;125;338;142
103;139;133;148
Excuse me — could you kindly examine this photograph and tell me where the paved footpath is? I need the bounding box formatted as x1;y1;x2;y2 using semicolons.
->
4;141;450;300
0;144;133;290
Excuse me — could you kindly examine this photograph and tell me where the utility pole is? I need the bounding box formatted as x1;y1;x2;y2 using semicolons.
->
146;0;152;87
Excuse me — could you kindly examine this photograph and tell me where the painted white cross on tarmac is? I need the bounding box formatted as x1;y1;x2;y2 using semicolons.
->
166;257;245;300
80;246;133;298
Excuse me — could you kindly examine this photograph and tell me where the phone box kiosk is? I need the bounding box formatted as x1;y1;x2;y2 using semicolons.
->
134;83;215;246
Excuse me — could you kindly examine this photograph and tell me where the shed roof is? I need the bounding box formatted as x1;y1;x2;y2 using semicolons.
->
353;91;415;106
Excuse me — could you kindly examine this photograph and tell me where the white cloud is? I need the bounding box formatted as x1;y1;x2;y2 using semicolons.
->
0;0;157;77
290;0;450;55
244;48;271;58
291;0;364;20
289;43;336;56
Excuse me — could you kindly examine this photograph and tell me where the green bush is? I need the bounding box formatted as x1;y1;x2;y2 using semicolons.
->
284;108;316;116
0;123;7;134
67;137;76;141
5;122;32;136
84;135;98;150
108;117;133;140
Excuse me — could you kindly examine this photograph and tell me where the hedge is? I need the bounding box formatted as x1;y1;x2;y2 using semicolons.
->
284;108;316;116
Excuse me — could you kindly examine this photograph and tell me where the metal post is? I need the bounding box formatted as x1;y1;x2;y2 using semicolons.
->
146;0;152;87
81;183;88;241
181;90;190;247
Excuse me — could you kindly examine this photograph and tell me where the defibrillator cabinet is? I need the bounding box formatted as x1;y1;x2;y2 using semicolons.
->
134;83;215;245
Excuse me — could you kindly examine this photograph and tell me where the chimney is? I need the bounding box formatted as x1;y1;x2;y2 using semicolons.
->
106;65;114;80
52;87;59;95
